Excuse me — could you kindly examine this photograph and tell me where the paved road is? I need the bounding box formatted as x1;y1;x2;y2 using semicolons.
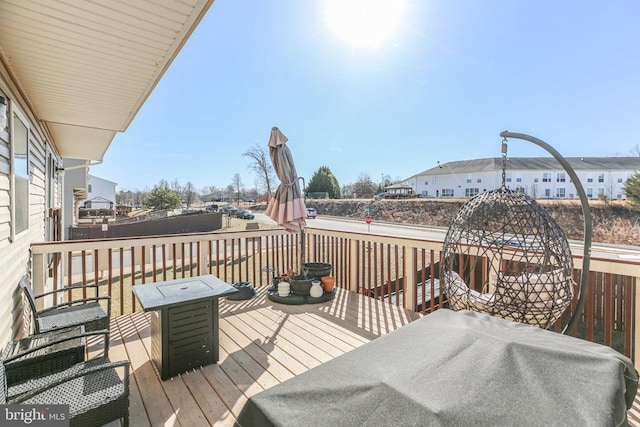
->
254;212;640;261
255;212;448;240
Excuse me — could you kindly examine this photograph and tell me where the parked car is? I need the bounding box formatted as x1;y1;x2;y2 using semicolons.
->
220;205;238;215
206;204;218;212
236;209;255;219
306;207;317;219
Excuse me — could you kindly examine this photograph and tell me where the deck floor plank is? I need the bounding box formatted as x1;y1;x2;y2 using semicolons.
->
226;310;324;371
108;318;151;427
217;345;265;398
128;312;210;427
116;313;181;427
247;306;345;360
218;328;281;390
180;369;234;427
199;362;250;419
219;317;296;383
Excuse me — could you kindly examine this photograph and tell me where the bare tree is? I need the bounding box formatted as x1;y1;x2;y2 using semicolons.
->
352;173;376;198
170;179;183;200
231;173;244;203
243;144;276;197
225;184;235;202
183;181;197;207
157;179;170;190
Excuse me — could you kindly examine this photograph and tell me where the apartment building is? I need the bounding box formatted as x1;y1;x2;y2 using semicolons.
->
402;157;639;200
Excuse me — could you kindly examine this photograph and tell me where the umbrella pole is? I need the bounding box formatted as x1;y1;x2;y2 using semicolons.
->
300;229;305;268
298;176;307;268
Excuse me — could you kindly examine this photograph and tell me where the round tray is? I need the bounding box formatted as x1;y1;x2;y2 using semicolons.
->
267;288;336;305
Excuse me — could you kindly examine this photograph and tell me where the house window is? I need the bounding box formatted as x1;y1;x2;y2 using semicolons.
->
442;188;454;197
586;188;593;198
556;188;566;198
598;173;605;183
598;188;605;195
617;178;623;183
431;177;437;185
477;178;482;183
424;181;428;185
542;173;551;183
12;110;29;237
505;172;512;183
587;174;593;183
534;178;539;183
544;189;551;198
466;174;472;184
515;174;522;183
556;172;566;183
88;184;92;193
464;188;479;197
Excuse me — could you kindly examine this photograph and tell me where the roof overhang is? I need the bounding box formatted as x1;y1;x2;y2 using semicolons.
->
0;0;214;161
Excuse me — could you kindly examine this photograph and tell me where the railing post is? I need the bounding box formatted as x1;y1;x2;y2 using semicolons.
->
199;240;209;276
404;248;416;311
31;252;47;310
349;239;358;292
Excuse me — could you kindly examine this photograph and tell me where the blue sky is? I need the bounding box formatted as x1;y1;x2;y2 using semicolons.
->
92;0;640;193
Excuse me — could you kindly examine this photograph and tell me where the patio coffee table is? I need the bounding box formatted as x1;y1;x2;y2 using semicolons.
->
132;275;237;380
2;326;85;386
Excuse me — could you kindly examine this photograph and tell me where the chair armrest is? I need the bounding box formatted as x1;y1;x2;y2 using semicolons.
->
33;284;100;300
37;296;111;316
10;360;130;404
3;330;111;362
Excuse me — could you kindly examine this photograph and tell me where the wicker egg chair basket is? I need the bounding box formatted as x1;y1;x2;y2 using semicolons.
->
440;132;592;333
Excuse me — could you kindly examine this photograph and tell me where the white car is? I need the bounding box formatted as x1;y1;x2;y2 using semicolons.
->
306;207;317;219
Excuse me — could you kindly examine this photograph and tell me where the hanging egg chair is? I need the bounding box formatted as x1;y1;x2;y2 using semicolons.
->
440;132;592;332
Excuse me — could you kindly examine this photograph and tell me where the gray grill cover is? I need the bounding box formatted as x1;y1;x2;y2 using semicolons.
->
236;309;638;427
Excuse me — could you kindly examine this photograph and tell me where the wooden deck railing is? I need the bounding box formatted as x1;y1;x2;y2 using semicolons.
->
31;226;640;363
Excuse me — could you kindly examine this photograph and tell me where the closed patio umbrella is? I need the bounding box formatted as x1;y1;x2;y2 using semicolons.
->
265;127;307;233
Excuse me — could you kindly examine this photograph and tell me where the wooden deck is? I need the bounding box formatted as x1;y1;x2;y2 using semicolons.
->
106;286;420;426
103;286;640;426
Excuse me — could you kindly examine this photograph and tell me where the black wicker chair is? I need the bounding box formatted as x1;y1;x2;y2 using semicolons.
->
0;329;130;427
3;329;108;387
21;275;111;334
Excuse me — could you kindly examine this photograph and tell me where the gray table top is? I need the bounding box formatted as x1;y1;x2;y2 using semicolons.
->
132;275;237;311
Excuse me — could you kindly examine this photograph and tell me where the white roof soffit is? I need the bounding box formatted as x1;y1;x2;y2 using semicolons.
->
0;0;214;161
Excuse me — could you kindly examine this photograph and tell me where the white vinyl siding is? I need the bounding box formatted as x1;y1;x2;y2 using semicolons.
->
0;81;57;347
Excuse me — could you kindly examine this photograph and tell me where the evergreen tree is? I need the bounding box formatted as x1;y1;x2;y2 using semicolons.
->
307;166;341;198
144;186;182;211
622;172;640;205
